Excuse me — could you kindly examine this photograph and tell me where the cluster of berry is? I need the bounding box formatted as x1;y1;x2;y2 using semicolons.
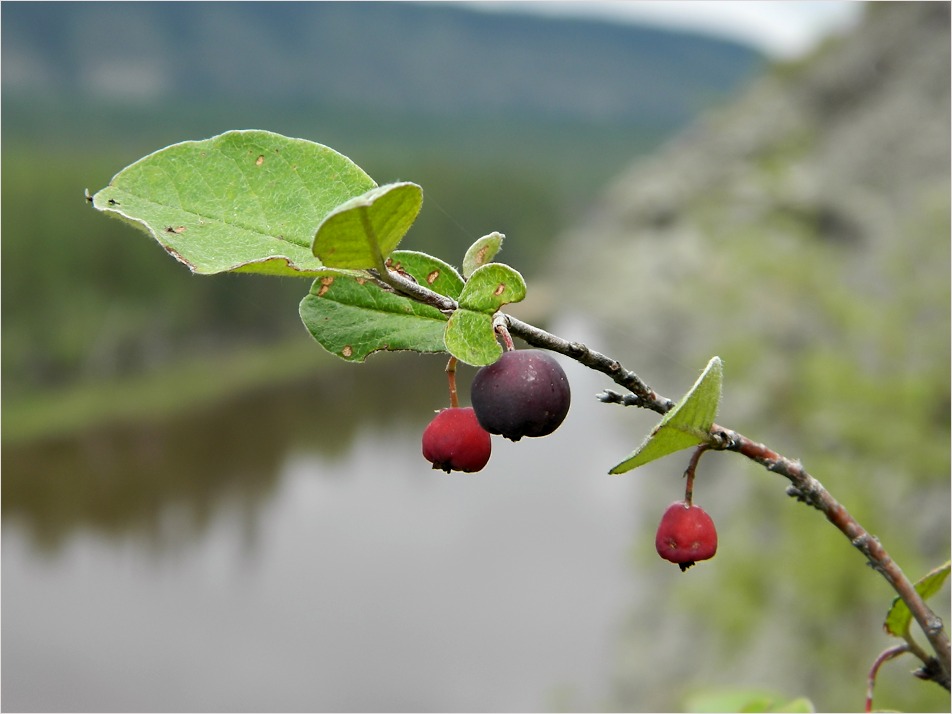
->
422;350;570;472
421;348;716;572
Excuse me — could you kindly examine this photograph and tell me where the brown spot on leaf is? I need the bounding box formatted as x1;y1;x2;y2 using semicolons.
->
342;345;353;358
426;270;440;284
255;155;265;166
493;283;506;296
475;246;489;266
317;276;334;297
166;226;187;234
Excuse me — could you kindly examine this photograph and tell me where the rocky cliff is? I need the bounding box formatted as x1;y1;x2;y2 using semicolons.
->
559;1;948;405
554;4;950;711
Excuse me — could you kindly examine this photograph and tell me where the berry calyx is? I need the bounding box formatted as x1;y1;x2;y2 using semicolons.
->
470;349;571;441
422;407;492;473
655;500;718;571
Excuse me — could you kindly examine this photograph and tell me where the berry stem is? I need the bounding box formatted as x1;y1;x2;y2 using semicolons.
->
865;644;909;712
683;444;710;507
446;356;459;408
493;314;516;351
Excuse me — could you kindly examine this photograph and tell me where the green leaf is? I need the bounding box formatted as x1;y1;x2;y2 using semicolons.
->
441;262;525;366
684;687;814;713
884;560;951;637
610;356;723;474
462;231;505;278
312;182;422;269
92;130;376;276
444;310;502;366
298;272;448;361
457;263;526;313
388;250;464;300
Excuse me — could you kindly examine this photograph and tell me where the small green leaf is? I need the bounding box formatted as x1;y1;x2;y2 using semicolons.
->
299;272;448;361
462;231;505;278
884;560;951;637
312;182;422;269
457;263;526;313
444;310;502;366
388;250;464;300
610;356;723;474
92;130;376;276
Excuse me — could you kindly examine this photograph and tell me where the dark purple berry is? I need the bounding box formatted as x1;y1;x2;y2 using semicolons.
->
470;349;570;441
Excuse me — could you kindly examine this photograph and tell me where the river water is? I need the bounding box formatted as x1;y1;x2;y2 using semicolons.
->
3;316;659;712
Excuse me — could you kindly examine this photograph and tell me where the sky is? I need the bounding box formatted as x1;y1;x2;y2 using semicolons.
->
454;1;866;59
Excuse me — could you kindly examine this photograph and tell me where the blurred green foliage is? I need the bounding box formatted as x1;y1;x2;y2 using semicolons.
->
2;101;657;426
608;184;950;712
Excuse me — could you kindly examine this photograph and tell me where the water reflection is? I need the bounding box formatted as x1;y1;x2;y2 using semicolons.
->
3;321;651;712
2;354;448;554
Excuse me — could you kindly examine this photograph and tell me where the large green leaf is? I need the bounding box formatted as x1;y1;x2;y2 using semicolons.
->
312;182;423;269
610;356;723;474
884;560;951;638
91;130;376;276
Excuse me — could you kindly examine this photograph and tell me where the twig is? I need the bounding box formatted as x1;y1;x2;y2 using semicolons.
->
504;315;675;414
712;427;950;684
366;269;950;685
866;644;909;712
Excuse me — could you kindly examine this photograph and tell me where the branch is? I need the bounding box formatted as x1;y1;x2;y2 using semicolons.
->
502;313;951;684
373;269;950;683
505;315;675;414
712;428;951;686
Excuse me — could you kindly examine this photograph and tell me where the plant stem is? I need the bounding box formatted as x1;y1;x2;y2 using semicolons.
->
682;445;710;507
359;270;951;685
446;357;459;408
501;314;950;685
493;314;516;351
714;427;951;684
505;315;675;414
866;644;909;712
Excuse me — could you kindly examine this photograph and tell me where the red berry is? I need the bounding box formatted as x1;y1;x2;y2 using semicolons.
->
470;349;571;441
422;407;492;473
655;501;717;571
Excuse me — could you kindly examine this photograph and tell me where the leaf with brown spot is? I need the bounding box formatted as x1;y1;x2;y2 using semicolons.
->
92;130;376;277
299;272;449;362
457;262;525;313
462;231;504;278
388;250;464;299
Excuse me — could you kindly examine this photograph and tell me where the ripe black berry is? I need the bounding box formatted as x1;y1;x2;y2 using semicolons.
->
470;349;570;441
422;407;492;473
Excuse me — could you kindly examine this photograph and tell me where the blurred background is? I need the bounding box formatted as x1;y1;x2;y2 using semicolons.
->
3;2;949;712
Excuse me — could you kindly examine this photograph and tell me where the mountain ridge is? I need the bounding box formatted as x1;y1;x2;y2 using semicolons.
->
2;1;764;128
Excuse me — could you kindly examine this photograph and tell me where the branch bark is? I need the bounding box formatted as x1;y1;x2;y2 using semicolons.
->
375;267;951;685
503;311;951;685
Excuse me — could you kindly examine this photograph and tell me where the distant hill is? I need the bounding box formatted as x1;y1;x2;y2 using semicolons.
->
1;1;765;404
2;1;763;129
